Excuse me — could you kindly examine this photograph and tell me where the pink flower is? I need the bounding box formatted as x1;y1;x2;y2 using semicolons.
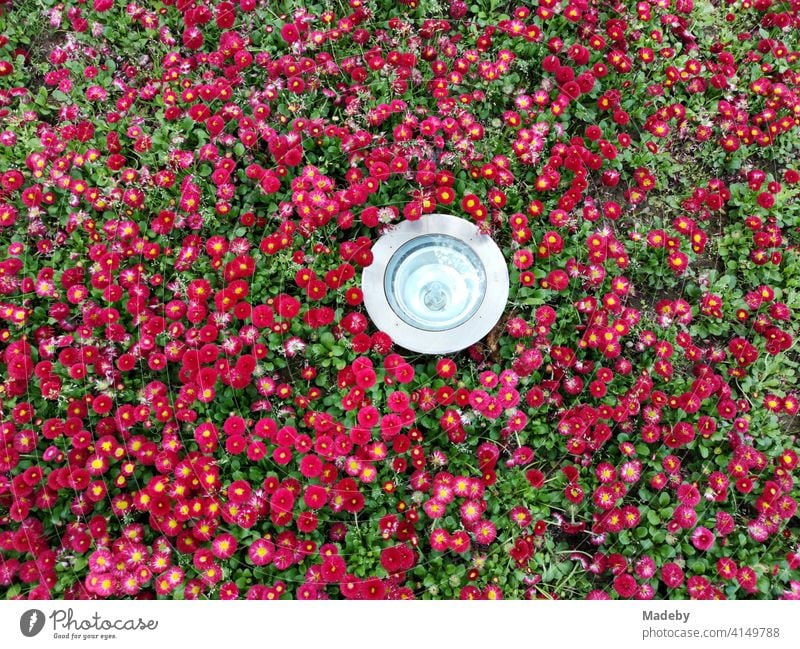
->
430;529;451;552
586;590;612;600
690;526;715;551
661;562;685;589
715;511;735;536
472;519;497;545
781;582;800;600
677;482;701;506
635;556;656;579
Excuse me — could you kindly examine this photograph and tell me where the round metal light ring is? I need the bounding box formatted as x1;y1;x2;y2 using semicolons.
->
362;213;509;354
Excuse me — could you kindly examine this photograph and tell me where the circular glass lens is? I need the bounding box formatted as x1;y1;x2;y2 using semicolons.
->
384;234;487;332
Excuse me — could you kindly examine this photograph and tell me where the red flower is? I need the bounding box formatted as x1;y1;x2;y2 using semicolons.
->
435;358;457;379
661;562;685;589
380;543;416;573
280;23;300;44
613;573;638;598
272;294;301;319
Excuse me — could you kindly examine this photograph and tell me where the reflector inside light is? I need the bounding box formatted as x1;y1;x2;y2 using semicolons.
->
384;235;486;332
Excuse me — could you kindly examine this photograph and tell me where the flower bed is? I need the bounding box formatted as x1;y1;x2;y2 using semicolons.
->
0;0;798;600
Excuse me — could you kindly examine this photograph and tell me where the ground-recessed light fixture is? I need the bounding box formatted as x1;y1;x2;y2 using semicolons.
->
362;213;509;354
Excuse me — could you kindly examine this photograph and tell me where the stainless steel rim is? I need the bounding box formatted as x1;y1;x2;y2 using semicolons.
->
362;213;509;355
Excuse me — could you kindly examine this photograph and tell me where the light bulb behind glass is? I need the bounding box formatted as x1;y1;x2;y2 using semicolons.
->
384;235;486;332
